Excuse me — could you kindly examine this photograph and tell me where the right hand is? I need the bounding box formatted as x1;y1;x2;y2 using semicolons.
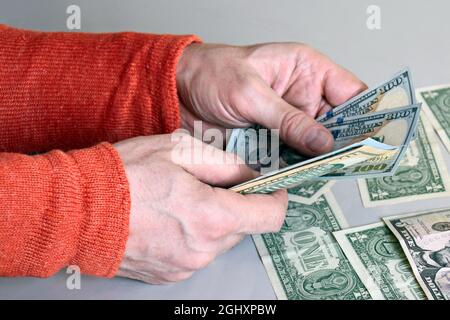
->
114;133;288;284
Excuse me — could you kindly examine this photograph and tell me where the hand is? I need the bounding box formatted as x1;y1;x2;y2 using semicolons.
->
176;43;366;156
114;133;287;284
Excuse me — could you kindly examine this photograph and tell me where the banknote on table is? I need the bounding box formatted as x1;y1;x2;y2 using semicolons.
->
317;68;416;124
358;116;450;207
417;84;450;153
384;208;450;300
253;193;372;300
287;180;335;205
228;104;420;194
334;222;426;300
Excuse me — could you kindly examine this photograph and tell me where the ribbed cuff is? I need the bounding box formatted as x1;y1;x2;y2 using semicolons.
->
0;143;130;278
145;34;202;134
68;143;131;277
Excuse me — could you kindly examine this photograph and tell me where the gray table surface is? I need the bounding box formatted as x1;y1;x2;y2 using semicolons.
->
1;0;450;299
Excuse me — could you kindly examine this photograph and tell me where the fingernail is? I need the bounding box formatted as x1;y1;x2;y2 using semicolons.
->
304;127;332;154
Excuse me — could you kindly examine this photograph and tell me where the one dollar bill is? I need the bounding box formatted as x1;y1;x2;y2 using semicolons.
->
384;208;450;300
334;222;426;300
358;116;450;207
253;193;372;300
417;84;450;153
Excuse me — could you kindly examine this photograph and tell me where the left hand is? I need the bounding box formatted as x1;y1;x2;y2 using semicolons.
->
176;42;367;156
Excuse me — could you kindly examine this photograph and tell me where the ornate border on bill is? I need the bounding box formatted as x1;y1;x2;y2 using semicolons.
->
287;180;335;205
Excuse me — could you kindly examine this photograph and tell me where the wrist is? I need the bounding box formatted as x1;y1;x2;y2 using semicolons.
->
176;43;201;95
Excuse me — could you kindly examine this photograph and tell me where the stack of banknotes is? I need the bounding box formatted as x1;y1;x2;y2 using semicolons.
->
226;69;450;300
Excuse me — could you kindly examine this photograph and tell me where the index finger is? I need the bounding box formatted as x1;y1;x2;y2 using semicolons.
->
323;65;368;106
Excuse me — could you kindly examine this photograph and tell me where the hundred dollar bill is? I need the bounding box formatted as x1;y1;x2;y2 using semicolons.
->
229;105;420;194
288;180;335;205
316;104;421;179
358;117;450;207
416;84;450;153
384;209;450;300
253;193;372;300
334;222;426;300
230;139;397;194
317;68;415;124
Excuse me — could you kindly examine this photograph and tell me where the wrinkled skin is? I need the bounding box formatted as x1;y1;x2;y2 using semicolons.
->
116;42;366;284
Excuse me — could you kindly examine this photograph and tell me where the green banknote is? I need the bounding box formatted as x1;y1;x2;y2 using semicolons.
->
253;193;372;300
358;116;450;207
288;180;334;205
384;209;450;300
417;85;450;153
334;222;426;300
318;68;415;124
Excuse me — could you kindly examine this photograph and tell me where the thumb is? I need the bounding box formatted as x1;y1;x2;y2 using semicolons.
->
245;79;334;156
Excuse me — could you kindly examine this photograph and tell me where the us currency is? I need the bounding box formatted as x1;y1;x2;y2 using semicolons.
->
384;209;450;300
334;223;426;300
253;193;372;300
317;68;415;124
288;180;335;205
230;139;397;194
318;104;421;179
417;84;450;153
358;116;450;207
228;105;420;194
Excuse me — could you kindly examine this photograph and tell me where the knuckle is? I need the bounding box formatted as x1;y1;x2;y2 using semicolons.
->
194;200;238;241
280;110;308;138
203;216;232;240
186;253;214;270
205;210;239;240
270;200;288;232
162;271;194;283
228;74;255;102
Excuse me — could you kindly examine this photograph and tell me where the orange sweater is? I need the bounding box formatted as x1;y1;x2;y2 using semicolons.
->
0;25;200;278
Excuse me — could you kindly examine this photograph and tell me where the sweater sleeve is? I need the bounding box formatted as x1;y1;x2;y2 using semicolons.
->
0;24;200;154
0;142;130;278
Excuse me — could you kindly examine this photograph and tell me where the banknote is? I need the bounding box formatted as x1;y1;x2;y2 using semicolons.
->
230;139;397;194
358;116;450;207
334;222;426;300
318;104;421;179
416;84;450;153
317;68;415;124
228;105;420;193
384;209;450;300
288;180;335;205
253;193;372;300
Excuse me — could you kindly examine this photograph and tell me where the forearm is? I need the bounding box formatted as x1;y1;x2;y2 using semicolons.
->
0;143;130;277
0;24;200;153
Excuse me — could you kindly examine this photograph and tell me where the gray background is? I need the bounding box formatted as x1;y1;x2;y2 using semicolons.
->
0;0;449;299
